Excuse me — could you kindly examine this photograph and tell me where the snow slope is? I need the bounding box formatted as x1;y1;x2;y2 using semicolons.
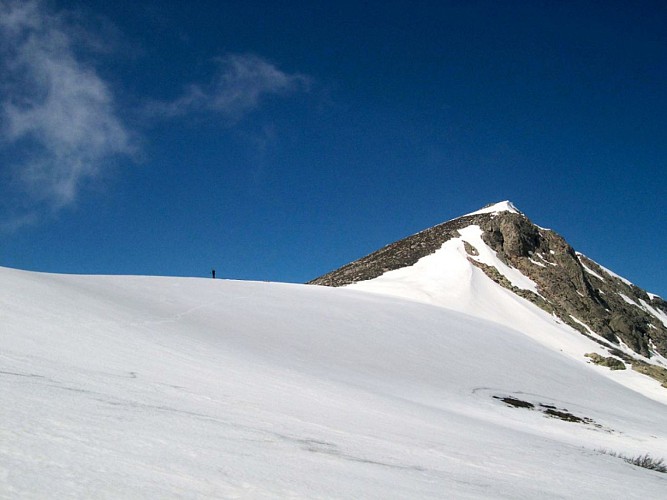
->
348;225;667;403
2;266;667;498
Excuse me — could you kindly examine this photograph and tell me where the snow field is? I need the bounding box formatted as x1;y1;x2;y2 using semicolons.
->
2;267;667;498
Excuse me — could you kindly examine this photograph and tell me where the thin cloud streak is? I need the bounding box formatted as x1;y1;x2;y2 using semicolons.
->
147;53;310;121
0;2;309;232
0;0;134;217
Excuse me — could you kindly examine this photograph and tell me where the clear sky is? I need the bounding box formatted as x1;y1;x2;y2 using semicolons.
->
1;0;665;297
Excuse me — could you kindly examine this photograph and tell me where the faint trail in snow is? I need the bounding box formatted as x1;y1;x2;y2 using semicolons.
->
276;434;428;472
74;298;237;330
2;365;432;475
139;301;223;326
0;370;45;379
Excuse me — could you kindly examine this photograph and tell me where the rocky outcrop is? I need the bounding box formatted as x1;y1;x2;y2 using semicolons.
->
309;205;667;360
472;211;667;359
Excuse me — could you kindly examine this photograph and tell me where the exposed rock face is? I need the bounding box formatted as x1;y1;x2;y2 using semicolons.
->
309;205;667;360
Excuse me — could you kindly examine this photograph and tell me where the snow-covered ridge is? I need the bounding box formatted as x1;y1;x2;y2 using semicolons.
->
463;200;521;217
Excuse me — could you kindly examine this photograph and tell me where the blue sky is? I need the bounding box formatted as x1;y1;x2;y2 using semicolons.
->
1;0;665;297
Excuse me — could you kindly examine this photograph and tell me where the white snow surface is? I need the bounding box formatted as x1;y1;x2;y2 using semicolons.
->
463;200;520;217
619;293;641;307
3;266;667;498
578;258;605;281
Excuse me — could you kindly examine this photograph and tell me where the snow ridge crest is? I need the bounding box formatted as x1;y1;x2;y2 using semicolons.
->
465;200;521;217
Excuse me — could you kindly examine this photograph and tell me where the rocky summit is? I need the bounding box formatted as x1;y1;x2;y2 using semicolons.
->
310;201;667;382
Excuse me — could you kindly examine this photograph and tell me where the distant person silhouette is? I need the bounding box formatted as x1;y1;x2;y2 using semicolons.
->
211;269;216;279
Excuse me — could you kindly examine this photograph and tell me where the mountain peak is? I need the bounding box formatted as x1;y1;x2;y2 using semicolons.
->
310;203;667;375
463;200;521;217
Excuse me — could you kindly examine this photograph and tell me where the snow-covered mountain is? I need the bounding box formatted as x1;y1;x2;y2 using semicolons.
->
311;201;667;390
3;202;667;498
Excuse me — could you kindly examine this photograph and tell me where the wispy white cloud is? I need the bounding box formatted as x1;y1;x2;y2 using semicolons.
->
0;0;134;221
0;2;309;231
146;53;310;121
